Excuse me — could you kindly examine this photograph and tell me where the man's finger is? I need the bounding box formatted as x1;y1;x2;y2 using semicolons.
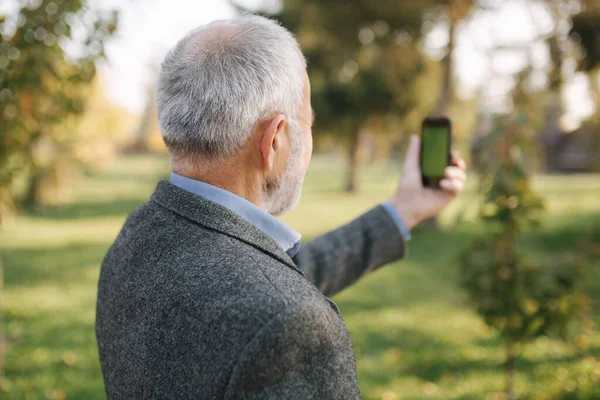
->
440;178;464;194
445;166;466;183
451;151;467;170
403;135;421;178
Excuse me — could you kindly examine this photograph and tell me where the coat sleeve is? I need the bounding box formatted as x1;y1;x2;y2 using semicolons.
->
292;205;406;297
223;301;361;400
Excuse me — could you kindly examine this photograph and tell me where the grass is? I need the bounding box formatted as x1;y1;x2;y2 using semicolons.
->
1;154;599;399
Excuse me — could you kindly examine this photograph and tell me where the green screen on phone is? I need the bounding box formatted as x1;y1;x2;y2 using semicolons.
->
422;125;449;177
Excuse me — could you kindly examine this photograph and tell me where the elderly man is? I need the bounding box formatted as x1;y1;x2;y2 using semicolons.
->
96;15;466;400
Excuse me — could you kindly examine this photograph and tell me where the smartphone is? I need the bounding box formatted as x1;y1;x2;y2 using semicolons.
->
420;116;452;188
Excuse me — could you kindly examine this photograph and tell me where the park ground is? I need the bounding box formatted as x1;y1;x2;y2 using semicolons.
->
1;154;599;399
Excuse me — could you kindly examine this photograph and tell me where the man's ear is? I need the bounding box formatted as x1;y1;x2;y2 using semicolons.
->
260;114;287;171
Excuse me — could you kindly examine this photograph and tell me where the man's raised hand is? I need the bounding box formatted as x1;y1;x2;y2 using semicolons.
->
390;135;467;230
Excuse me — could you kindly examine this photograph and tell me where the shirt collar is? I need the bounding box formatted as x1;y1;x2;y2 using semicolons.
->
169;173;301;253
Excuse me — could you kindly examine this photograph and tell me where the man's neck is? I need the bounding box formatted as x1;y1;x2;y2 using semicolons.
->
172;160;265;210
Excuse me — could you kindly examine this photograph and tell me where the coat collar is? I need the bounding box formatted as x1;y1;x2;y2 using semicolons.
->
169;173;302;254
150;180;304;277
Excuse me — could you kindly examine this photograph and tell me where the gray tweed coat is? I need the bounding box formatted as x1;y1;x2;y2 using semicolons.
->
96;180;405;399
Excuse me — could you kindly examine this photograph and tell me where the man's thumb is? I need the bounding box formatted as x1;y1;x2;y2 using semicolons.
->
405;135;420;172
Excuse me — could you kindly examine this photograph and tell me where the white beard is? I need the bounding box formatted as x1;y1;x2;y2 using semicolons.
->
265;155;304;216
263;125;305;217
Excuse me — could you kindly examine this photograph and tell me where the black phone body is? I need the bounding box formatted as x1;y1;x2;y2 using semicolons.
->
420;116;452;188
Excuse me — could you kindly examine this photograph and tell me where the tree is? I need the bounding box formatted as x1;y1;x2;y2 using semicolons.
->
307;37;425;192
570;1;600;109
435;0;474;115
0;0;119;211
570;2;600;166
413;0;475;228
565;2;600;173
459;75;590;399
0;0;119;377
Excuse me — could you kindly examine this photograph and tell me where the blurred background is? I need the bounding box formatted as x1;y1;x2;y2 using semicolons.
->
1;0;599;399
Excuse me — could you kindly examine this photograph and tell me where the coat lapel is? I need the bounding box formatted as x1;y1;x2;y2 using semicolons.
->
150;180;304;277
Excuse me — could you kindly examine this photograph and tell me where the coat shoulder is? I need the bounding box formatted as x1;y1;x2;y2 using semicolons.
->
96;198;349;399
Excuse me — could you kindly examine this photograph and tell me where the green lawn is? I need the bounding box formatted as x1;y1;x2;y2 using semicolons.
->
1;154;599;399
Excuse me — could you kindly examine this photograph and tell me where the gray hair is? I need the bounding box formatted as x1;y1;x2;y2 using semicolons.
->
157;15;307;165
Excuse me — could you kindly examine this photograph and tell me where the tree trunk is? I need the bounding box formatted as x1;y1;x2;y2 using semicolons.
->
505;341;516;400
345;131;360;193
24;171;43;207
541;33;564;172
437;16;455;116
589;69;600;114
129;88;155;153
422;12;456;230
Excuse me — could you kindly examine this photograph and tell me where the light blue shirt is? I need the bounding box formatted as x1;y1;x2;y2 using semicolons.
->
170;173;411;258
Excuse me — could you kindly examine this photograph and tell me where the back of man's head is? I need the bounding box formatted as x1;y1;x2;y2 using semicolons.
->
157;15;306;168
